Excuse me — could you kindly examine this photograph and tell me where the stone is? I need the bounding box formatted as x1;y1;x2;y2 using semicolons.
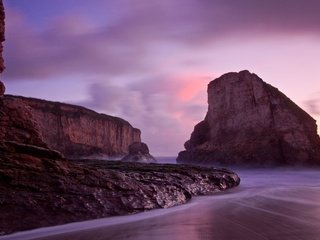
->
0;80;4;96
0;142;239;235
0;0;4;73
0;0;5;96
177;70;320;166
0;95;141;158
122;142;156;163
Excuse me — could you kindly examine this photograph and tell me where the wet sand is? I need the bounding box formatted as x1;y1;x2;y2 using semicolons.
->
2;169;320;240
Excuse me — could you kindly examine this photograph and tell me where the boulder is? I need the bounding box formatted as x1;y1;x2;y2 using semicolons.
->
177;70;320;166
122;142;156;163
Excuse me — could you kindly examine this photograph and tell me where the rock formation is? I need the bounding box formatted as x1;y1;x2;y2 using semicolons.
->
0;0;4;96
0;141;239;235
177;70;320;166
0;80;4;96
0;0;4;73
1;95;141;158
122;142;156;163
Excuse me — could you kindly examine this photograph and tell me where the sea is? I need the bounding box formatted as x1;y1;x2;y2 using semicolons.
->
1;157;320;240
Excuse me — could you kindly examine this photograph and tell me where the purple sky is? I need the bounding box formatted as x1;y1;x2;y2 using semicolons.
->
3;0;320;156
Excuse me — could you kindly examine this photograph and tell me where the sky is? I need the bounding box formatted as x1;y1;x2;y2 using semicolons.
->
2;0;320;156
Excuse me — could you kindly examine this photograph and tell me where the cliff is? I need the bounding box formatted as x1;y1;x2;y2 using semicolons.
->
0;0;4;96
1;95;141;158
177;70;320;166
0;0;4;73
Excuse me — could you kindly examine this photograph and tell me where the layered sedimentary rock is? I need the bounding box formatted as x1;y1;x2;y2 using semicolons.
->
122;142;156;163
1;95;141;158
0;141;240;235
178;70;320;166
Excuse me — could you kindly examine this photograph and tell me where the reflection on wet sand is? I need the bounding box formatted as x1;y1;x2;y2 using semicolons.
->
2;169;320;240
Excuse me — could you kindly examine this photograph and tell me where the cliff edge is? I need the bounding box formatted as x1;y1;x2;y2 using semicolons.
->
1;95;141;158
177;70;320;166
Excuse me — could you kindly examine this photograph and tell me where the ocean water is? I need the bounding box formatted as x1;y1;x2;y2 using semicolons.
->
2;162;320;240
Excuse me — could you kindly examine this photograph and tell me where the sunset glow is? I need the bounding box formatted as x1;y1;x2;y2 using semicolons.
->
3;0;320;155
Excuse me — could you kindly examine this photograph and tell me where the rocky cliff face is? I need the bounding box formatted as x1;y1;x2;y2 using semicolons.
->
1;95;141;158
177;70;320;166
0;0;4;73
0;0;4;95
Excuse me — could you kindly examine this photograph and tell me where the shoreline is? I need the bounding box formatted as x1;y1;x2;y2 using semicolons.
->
0;151;240;235
2;169;320;240
0;189;239;240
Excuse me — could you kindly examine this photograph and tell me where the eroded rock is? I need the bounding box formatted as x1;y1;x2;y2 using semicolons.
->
122;142;156;163
0;81;4;96
177;70;320;166
0;143;239;235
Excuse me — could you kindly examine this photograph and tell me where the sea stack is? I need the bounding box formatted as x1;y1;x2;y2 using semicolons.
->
122;142;156;163
177;70;320;166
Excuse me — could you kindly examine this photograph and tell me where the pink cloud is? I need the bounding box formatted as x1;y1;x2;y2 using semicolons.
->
305;94;320;116
79;74;209;155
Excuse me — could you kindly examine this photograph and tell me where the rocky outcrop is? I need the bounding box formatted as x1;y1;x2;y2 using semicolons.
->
0;80;4;96
0;0;4;73
0;95;141;158
122;142;156;163
177;70;320;166
0;141;239;235
0;0;5;96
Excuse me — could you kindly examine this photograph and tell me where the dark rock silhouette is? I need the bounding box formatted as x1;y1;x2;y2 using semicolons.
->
0;0;4;96
0;0;4;73
122;142;156;163
0;80;4;96
177;70;320;166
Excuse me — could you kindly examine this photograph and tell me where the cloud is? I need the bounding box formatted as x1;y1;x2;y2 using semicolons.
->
3;8;153;81
4;0;320;81
79;75;208;155
5;0;320;154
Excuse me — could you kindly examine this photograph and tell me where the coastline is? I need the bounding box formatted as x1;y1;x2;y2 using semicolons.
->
2;168;319;240
0;153;240;236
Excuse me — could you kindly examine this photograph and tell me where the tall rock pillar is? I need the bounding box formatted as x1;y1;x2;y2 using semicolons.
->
177;70;320;166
